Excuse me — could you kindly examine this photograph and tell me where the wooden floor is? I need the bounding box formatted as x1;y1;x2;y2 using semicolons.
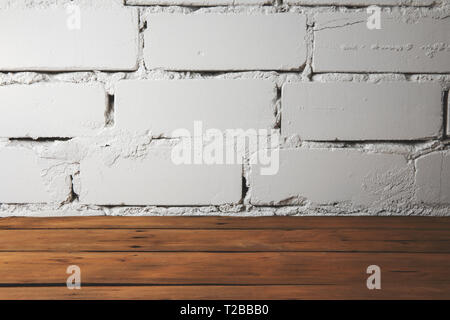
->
0;216;449;300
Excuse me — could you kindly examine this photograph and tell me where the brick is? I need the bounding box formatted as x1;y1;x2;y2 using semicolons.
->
0;147;67;203
313;13;450;73
115;79;275;136
144;14;306;71
415;151;450;204
281;82;442;141
0;6;138;71
249;149;410;205
80;147;242;205
0;83;106;138
287;0;433;5
126;0;271;5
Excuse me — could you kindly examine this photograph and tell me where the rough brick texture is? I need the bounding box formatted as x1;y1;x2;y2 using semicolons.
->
127;0;271;4
314;13;450;73
0;83;106;138
144;14;307;71
115;79;276;136
80;147;242;205
0;0;448;216
0;147;71;204
282;82;442;140
415;151;450;204
0;6;138;71
249;149;412;206
287;0;434;5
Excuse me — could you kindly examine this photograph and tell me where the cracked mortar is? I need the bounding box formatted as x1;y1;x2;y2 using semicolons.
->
0;1;449;216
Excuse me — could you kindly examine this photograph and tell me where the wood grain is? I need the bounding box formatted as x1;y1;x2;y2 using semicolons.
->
0;229;448;252
0;252;449;285
0;216;448;299
1;216;449;230
0;285;448;300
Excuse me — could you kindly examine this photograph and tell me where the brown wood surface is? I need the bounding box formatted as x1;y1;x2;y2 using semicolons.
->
0;229;449;253
0;285;447;300
0;216;448;299
1;216;449;230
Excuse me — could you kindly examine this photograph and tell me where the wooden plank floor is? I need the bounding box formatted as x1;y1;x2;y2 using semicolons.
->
0;216;449;300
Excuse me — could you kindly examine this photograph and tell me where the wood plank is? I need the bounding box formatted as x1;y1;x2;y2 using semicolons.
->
0;216;448;300
0;252;448;286
0;229;449;253
0;285;448;300
1;216;449;230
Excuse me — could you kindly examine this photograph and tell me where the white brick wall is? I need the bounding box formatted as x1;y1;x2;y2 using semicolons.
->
314;13;450;73
249;149;412;206
115;79;276;136
287;0;434;5
281;82;442;140
0;147;71;204
80;147;242;205
0;6;139;71
144;14;307;71
0;83;106;138
126;0;272;5
415;151;450;204
0;0;448;216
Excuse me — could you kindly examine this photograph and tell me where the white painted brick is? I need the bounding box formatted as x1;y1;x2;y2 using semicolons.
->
415;151;450;204
282;82;442;141
80;147;242;205
0;7;138;71
250;149;411;206
314;13;450;73
0;83;106;138
287;0;433;5
115;79;275;136
0;147;68;203
144;14;307;71
126;0;271;5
